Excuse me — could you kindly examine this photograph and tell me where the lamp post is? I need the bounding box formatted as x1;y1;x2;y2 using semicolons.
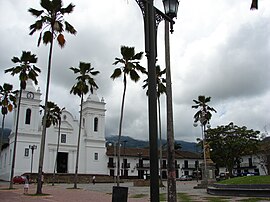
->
135;0;178;201
29;145;37;174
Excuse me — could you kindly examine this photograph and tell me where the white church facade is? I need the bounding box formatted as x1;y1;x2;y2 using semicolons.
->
0;81;108;181
0;81;205;182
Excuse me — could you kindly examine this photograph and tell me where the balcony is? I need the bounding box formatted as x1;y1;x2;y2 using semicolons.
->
136;163;150;169
234;162;258;168
107;162;116;168
121;163;130;169
182;164;196;169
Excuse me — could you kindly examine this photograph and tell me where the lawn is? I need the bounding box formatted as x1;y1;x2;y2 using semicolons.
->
218;175;270;185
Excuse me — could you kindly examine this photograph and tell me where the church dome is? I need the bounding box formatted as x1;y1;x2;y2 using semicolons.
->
86;88;100;102
25;80;37;92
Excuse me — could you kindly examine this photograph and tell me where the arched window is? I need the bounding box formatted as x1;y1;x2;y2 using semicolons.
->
94;117;98;132
25;108;31;124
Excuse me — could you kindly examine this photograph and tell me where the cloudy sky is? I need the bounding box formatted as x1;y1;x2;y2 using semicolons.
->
0;0;270;142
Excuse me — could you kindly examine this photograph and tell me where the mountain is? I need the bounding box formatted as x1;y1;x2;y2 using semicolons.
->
105;135;200;153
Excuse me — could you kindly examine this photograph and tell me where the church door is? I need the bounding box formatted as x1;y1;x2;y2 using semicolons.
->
57;152;68;173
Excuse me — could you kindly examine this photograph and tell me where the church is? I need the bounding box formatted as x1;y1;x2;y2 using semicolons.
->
0;81;204;181
0;81;108;181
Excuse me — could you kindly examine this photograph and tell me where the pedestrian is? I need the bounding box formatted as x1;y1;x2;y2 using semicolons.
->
92;175;96;185
24;175;29;195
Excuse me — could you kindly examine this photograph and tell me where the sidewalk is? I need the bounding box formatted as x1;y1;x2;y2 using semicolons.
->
1;180;269;202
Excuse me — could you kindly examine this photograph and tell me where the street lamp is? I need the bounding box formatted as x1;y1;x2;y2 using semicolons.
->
29;145;37;174
135;0;178;201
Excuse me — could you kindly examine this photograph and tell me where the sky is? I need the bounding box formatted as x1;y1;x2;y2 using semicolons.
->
0;0;270;142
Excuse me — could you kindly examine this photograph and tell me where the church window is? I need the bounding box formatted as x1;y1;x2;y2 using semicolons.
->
94;152;98;160
61;134;66;143
24;148;29;157
83;118;85;127
94;117;98;132
25;108;31;124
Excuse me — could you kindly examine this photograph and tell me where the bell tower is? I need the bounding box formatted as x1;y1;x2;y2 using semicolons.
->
82;89;106;140
12;80;42;134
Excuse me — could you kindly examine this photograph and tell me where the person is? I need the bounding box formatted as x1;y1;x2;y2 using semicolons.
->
41;172;44;184
24;175;29;194
92;175;96;185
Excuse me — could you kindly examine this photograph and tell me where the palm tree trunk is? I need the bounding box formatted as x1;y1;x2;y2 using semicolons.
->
117;76;127;187
36;32;54;194
0;115;5;151
52;118;61;186
165;20;176;202
9;88;22;189
158;97;163;185
74;95;83;189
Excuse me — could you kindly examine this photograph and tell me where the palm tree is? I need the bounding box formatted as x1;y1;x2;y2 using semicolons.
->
0;83;18;151
28;0;76;194
111;46;146;186
70;62;99;189
192;95;216;182
142;65;166;184
40;101;64;186
5;51;40;189
250;0;258;9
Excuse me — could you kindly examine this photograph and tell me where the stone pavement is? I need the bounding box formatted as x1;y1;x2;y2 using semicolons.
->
1;180;270;202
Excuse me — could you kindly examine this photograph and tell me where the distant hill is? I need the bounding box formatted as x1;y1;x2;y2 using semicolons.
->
105;135;200;153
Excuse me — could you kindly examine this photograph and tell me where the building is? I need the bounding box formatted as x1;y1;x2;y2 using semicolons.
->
0;81;202;181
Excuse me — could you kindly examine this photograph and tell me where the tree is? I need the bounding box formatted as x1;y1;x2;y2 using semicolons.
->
205;122;260;176
40;101;64;185
70;62;99;189
142;65;166;184
28;0;76;194
111;45;146;186
250;0;258;10
52;106;65;186
0;83;17;151
5;51;40;189
192;95;216;182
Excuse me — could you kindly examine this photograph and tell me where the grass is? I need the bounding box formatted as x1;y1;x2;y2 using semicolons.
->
160;193;167;201
204;197;231;202
219;175;270;185
177;193;193;202
237;198;270;202
129;193;147;198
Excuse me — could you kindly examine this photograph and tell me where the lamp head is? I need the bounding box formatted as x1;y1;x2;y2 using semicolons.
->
163;0;179;19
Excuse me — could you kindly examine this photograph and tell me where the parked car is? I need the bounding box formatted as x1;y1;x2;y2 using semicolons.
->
12;175;26;184
179;175;192;181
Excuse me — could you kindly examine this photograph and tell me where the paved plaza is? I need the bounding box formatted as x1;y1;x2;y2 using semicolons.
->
1;180;270;202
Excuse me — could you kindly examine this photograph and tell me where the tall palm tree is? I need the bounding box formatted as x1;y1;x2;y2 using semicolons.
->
192;95;216;182
192;96;216;126
0;83;17;151
52;105;64;186
111;46;146;186
250;0;258;9
5;51;40;189
70;62;99;189
28;0;76;194
142;65;166;184
40;102;64;186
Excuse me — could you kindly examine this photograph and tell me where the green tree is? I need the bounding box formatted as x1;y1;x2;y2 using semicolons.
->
142;65;166;183
206;122;260;176
28;0;76;194
70;62;99;189
111;46;145;186
0;84;17;151
5;51;40;189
